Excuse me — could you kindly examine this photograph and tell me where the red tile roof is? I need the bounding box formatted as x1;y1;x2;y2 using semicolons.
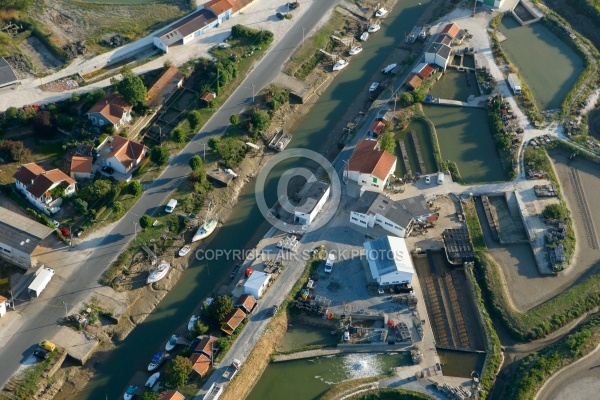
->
13;163;75;198
0;295;7;303
147;67;183;103
227;0;253;13
236;294;257;314
200;92;217;102
160;390;185;400
403;74;423;90
106;136;147;170
206;0;233;14
87;93;132;125
435;34;452;46
70;156;93;174
348;140;396;181
190;353;211;377
368;121;385;136
417;64;435;79
194;335;217;357
220;308;246;335
13;163;45;186
441;23;460;39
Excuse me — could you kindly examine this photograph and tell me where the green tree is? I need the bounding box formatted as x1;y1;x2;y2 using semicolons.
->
209;295;234;322
150;146;170;165
216;336;231;353
208;137;221;150
250;110;270;133
413;90;426;103
140;392;160;400
213;138;247;168
230;114;240;125
117;71;147;107
189;155;203;172
5;107;18;120
543;204;566;220
164;356;193;388
129;180;143;197
112;201;123;214
172;128;186;143
74;198;88;214
191;320;209;337
379;131;395;154
399;92;414;107
80;180;112;201
139;214;153;229
188;110;201;131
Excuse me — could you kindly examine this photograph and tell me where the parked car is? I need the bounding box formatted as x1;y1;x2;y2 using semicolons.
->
52;220;60;228
101;165;114;174
276;12;285;20
424;176;431;184
287;1;299;9
39;340;56;352
60;227;71;237
33;349;49;360
268;304;279;317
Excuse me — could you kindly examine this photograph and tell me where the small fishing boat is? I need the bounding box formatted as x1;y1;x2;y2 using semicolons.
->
368;24;381;33
145;372;160;388
188;315;199;331
375;7;388;17
147;351;165;372
348;46;362;56
178;245;191;257
123;385;137;400
147;260;170;285
332;59;349;71
192;217;218;242
165;334;179;352
360;32;369;42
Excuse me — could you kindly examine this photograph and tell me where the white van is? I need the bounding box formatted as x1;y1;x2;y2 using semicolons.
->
165;199;177;213
437;172;445;185
324;253;335;273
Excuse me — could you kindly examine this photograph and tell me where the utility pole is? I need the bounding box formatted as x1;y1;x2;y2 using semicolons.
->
62;301;68;319
159;126;162;146
133;221;138;237
473;0;477;17
302;26;305;46
69;225;72;247
201;142;206;160
251;84;255;103
216;68;220;95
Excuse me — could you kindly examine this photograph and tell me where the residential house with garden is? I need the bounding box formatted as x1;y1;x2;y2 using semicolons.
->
86;93;132;130
100;136;148;175
347;139;397;193
13;163;76;215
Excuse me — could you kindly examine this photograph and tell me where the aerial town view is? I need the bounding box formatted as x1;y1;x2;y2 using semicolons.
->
2;0;600;399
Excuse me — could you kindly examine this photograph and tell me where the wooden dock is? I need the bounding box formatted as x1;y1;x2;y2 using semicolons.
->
411;131;427;174
398;140;412;177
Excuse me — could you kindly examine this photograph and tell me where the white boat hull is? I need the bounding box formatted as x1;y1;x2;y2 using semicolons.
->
188;315;199;331
147;260;170;284
178;245;191;257
145;372;160;387
360;32;369;42
349;46;362;56
192;218;218;242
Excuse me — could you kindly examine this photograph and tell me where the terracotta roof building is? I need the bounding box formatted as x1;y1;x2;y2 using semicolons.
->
206;0;233;15
159;391;186;400
434;34;452;46
235;294;257;314
69;156;93;181
347;140;397;192
228;0;254;13
86;93;132;129
441;22;460;39
103;136;148;175
403;74;423;91
13;163;76;215
147;66;184;108
194;335;217;358
412;63;435;80
220;308;246;335
190;353;212;377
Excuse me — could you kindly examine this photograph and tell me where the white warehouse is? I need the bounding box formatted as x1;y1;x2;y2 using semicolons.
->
294;181;330;226
364;236;414;286
0;207;53;269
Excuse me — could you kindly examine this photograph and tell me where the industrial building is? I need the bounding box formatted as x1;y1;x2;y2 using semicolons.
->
294;181;330;226
363;236;415;286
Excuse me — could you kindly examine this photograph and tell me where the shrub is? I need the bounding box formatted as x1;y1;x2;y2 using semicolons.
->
230;114;240;125
209;295;234;322
139;214;153;229
172;127;186;143
187;110;201;131
128;180;143;197
150;146;170;165
189;155;203;172
164;356;193;389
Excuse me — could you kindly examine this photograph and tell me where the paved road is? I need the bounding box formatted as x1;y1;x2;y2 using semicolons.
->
0;0;342;389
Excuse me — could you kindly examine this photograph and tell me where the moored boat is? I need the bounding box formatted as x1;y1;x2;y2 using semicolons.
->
165;334;178;352
123;385;137;400
348;46;362;56
360;32;369;42
178;245;191;257
332;59;349;71
375;7;388;17
368;24;380;33
147;351;165;372
147;260;170;285
145;372;160;387
188;315;199;331
192;217;218;242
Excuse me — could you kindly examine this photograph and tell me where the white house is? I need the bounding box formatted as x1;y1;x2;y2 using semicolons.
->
243;272;271;298
0;206;54;269
0;295;8;317
350;192;430;238
13;163;76;215
153;8;218;53
347;140;397;192
86;93;132;130
294;181;330;226
363;236;415;286
424;42;452;69
102;136;148;175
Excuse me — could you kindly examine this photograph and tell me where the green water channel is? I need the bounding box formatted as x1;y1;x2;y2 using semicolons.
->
437;349;485;378
247;353;411;400
423;104;505;183
429;69;480;102
81;1;433;398
498;16;585;111
277;324;339;353
393;118;437;177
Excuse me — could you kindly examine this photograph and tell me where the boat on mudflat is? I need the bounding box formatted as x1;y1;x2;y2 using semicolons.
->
147;260;170;284
145;372;160;387
348;46;362;56
360;32;369;42
178;245;191;257
147;351;165;372
192;217;218;242
332;59;349;71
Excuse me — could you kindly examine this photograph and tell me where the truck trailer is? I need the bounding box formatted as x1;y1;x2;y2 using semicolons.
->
507;74;522;95
28;267;55;297
222;359;242;381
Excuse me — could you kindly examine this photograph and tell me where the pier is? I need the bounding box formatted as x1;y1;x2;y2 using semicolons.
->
398;140;412;177
411;130;427;175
